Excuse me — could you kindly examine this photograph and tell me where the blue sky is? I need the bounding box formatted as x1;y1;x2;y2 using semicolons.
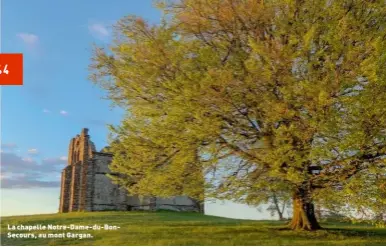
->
0;0;277;220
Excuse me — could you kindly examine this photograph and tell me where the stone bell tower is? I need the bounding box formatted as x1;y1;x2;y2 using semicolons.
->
59;128;96;212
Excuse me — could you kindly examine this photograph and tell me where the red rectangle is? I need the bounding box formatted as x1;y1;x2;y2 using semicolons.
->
0;53;23;85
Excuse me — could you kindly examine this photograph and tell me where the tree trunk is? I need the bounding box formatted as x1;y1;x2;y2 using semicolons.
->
376;213;384;221
272;193;285;220
289;188;322;231
315;205;322;220
278;210;284;221
192;199;205;214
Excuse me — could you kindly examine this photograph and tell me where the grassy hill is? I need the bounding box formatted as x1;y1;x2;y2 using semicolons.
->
1;211;385;246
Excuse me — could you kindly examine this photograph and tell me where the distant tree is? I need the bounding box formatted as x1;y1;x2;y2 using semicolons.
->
266;192;290;221
240;181;291;221
90;0;386;230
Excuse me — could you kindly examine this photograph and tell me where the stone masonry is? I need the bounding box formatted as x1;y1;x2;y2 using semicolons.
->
59;128;203;213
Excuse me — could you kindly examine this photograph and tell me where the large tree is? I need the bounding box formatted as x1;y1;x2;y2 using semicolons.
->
90;0;386;230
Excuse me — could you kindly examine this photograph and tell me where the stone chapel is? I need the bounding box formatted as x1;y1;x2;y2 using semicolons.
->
59;128;203;213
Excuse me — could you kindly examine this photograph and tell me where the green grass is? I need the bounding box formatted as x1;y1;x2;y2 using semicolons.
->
1;211;385;245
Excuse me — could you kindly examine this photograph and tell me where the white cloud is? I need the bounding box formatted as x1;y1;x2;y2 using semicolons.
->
1;149;65;188
1;148;66;188
59;110;68;116
1;143;17;150
42;156;68;166
17;33;39;46
88;22;110;40
27;148;39;155
22;157;34;163
1;144;19;153
43;109;51;113
0;172;27;180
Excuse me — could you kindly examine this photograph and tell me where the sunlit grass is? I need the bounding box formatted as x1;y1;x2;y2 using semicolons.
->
1;211;385;246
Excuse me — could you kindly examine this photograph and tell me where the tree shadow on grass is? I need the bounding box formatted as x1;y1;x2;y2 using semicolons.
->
326;227;383;238
271;225;383;239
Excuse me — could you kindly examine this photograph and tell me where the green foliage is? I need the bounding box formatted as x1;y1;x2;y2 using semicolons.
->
90;0;386;226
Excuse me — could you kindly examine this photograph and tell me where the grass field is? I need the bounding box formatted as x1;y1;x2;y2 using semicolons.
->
1;211;385;246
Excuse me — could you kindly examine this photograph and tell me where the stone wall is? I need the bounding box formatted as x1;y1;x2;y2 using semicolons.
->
58;166;72;213
79;128;91;211
69;162;81;212
84;158;95;211
155;196;201;212
91;152;128;211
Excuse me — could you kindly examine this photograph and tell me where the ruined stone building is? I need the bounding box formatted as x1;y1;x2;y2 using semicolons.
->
59;128;202;213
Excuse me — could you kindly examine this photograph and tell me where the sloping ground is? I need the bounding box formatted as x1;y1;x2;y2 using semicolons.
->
1;211;385;246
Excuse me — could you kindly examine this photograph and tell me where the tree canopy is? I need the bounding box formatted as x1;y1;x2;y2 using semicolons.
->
90;0;386;230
